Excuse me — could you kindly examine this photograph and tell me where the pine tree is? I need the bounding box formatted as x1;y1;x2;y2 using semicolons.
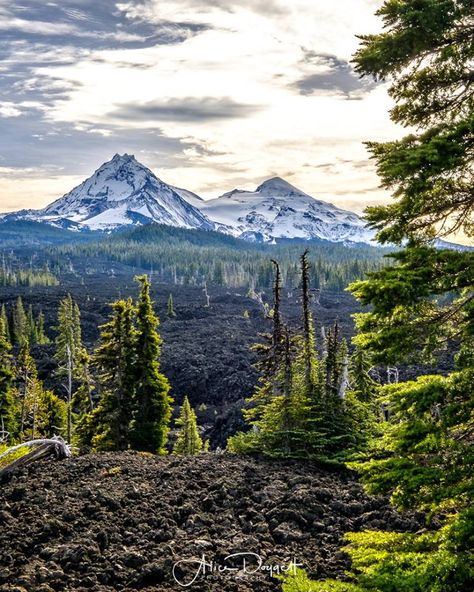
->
300;250;317;393
1;304;10;344
15;342;43;440
291;3;474;590
37;390;67;438
173;396;203;455
35;311;50;345
88;299;137;451
349;347;377;402
167;293;176;318
12;296;28;345
54;294;83;442
0;319;16;443
131;276;172;454
27;305;37;345
72;348;95;417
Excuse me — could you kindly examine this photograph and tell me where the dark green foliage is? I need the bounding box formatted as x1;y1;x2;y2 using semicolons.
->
87;299;137;451
0;365;16;443
0;317;18;442
35;311;50;345
131;276;172;454
12;297;28;346
1;305;10;344
27;305;37;345
350;246;474;364
287;2;474;591
0;326;16;442
54;293;84;442
77;276;172;453
355;369;474;513
353;0;473;245
229;257;376;459
349;347;378;402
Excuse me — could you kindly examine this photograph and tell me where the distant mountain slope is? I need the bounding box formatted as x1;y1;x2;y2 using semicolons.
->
1;154;214;232
0;220;100;247
198;177;375;243
0;155;378;244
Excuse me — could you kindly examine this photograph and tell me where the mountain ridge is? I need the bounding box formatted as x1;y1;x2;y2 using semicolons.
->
0;154;375;244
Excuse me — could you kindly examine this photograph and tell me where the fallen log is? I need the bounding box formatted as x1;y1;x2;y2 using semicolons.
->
0;437;71;478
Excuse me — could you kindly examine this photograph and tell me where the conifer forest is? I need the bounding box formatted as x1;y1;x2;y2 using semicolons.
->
0;1;472;591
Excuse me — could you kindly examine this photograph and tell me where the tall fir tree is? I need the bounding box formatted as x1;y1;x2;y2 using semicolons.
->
35;311;50;345
349;347;378;402
54;293;83;442
173;396;203;455
87;299;137;451
131;276;172;454
300;250;317;393
27;305;37;345
12;296;28;346
287;2;474;590
15;342;46;440
37;390;67;439
0;317;16;442
1;304;10;345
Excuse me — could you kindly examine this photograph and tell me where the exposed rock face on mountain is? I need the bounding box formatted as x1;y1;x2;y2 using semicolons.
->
198;177;374;243
1;154;213;232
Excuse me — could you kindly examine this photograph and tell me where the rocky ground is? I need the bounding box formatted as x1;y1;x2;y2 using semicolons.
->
0;453;423;592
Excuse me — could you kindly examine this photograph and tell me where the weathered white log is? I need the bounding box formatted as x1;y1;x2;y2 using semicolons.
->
0;437;71;477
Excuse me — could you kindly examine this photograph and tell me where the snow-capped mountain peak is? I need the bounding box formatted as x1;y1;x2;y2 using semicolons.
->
2;154;213;232
197;177;375;243
256;177;306;196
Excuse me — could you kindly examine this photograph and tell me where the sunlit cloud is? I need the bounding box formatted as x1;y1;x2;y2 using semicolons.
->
0;0;400;215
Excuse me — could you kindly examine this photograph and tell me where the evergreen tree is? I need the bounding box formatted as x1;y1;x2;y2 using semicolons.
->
15;342;43;440
87;299;137;451
300;250;317;392
35;311;50;345
72;349;95;417
229;257;373;459
12;296;28;345
37;390;67;438
131;276;172;454
167;293;176;318
54;294;83;442
1;304;10;344
349;347;378;402
173;396;203;455
0;319;16;442
27;305;37;345
289;2;474;590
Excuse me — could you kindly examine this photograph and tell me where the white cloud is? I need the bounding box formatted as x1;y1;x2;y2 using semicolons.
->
1;0;400;213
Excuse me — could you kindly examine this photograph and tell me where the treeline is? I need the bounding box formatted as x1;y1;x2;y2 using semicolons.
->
0;263;58;287
228;252;378;458
52;224;387;291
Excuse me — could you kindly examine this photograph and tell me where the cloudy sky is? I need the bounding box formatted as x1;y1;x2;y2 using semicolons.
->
0;0;402;212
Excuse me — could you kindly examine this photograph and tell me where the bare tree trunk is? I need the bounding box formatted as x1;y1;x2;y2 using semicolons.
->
67;344;73;443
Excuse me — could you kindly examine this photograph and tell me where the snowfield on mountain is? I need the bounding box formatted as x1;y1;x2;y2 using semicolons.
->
0;154;374;244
